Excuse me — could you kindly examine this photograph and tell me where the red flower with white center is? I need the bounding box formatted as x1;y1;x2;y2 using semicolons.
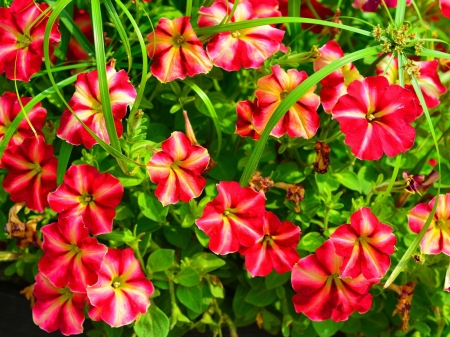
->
235;99;260;140
292;240;376;322
313;41;363;113
441;0;450;17
332;76;420;160
196;181;266;255
66;7;94;61
330;208;396;280
2;135;57;212
147;132;210;206
32;273;86;336
0;92;46;152
353;0;411;11
240;212;300;277
198;1;284;71
247;0;281;18
147;17;212;83
254;65;320;139
87;248;154;328
0;0;60;81
48;164;123;236
376;56;447;110
408;194;450;255
38;217;107;293
57;65;136;149
279;0;334;33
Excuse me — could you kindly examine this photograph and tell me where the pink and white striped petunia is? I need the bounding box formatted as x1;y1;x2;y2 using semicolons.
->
2;135;57;212
235;99;261;140
313;41;363;113
32;272;86;336
48;164;124;236
240;212;300;277
330;207;396;280
38;217;107;293
147;132;210;206
247;0;281;18
87;248;154;328
57;65;136;149
408;194;450;255
441;0;450;18
0;0;60;81
196;181;266;255
376;57;447;110
353;0;411;11
198;1;284;71
332;76;420;160
292;240;376;322
254;65;320;139
147;17;212;83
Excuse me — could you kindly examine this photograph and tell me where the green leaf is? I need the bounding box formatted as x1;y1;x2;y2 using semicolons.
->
334;171;362;193
147;249;175;272
189;252;226;274
57;142;73;186
176;266;201;287
265;271;290;290
134;305;169;337
312;320;344;337
163;227;191;249
97;229;136;243
245;283;277;307
298;232;325;252
138;193;168;223
176;285;203;313
233;285;256;317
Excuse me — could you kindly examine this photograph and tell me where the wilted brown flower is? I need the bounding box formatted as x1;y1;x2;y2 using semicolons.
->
312;141;331;174
5;203;43;249
20;284;35;307
391;281;415;332
319;9;342;39
273;182;305;213
249;172;274;193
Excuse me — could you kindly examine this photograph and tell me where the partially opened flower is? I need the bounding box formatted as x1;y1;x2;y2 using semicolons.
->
198;1;284;71
235;99;261;140
48;164;123;236
57;65;136;149
330;208;396;280
353;0;411;11
87;248;154;328
254;65;320;138
39;216;107;293
0;0;60;81
147;132;210;206
147;17;212;83
408;194;450;255
2;135;57;212
33;273;86;335
240;212;300;277
196;181;266;255
441;0;450;18
313;41;363;113
292;240;376;322
332;76;420;160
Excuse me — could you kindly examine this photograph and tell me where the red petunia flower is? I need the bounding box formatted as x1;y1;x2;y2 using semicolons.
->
408;194;450;255
196;181;266;255
332;76;420;160
240;212;300;277
235;99;261;140
2;135;57;212
254;65;320;139
353;0;411;11
0;0;60;81
66;7;94;61
330;208;396;280
247;0;281;18
198;0;284;71
147;17;212;83
38;216;108;293
147;131;210;206
441;0;450;17
33;272;86;336
313;41;363;113
48;164;123;236
292;240;376;322
87;248;154;328
57;65;136;149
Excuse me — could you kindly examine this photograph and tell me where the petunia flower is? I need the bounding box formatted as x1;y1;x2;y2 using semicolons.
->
291;240;377;322
235;99;261;140
196;181;266;255
330;207;396;280
240;212;300;277
353;0;411;11
147;16;212;83
57;65;137;149
32;272;86;336
441;0;450;18
2;135;57;212
376;56;447;110
147;131;210;206
48;164;123;236
38;216;108;293
198;0;284;71
408;194;450;255
332;76;420;160
0;0;60;81
313;41;363;113
66;7;94;61
0;91;47;152
247;0;281;18
87;248;154;328
254;64;321;139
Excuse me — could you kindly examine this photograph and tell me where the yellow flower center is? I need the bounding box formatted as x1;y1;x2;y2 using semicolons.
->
112;281;121;289
80;194;94;205
280;90;290;100
17;34;32;49
231;31;241;38
223;210;230;216
175;35;186;45
436;218;450;229
366;113;376;122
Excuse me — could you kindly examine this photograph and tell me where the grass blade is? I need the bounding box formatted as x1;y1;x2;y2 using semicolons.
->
57;142;73;185
395;0;407;26
287;0;301;40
